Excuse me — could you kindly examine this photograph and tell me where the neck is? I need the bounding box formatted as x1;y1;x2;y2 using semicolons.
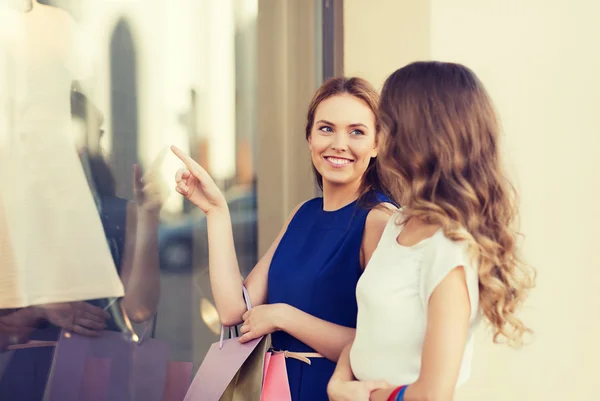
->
321;179;362;211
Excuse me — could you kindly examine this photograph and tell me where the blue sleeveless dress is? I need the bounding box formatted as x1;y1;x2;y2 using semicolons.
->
267;192;392;401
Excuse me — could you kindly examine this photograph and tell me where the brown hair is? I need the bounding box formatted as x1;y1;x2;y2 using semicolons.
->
71;90;116;197
378;61;535;346
305;77;390;204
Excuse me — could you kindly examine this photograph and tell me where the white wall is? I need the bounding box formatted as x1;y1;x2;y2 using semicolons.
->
343;0;430;90
345;1;600;400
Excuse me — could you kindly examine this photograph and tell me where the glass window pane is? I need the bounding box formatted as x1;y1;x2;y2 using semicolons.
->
0;0;264;397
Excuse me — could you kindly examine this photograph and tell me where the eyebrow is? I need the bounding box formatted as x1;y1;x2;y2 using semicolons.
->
315;119;369;129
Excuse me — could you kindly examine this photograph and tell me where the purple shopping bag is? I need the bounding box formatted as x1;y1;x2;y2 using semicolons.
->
183;287;267;401
45;330;171;401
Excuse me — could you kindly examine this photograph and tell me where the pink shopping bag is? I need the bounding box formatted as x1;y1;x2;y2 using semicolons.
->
260;352;291;401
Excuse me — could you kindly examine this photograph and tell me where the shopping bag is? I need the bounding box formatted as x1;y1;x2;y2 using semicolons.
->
4;334;192;401
260;352;291;401
44;330;172;401
217;331;270;401
163;361;193;401
183;287;291;401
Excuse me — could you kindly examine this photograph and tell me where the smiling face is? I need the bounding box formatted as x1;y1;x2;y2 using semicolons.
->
308;94;378;190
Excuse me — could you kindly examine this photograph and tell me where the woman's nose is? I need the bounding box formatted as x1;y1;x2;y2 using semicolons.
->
330;133;348;151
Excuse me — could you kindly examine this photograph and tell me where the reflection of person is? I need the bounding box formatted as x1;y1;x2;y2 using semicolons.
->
328;62;536;401
69;90;162;324
172;77;397;401
0;92;162;400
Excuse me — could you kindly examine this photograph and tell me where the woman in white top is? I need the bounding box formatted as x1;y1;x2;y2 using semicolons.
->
327;61;536;401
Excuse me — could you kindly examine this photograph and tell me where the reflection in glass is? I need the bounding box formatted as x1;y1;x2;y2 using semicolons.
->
1;0;261;396
199;298;220;336
0;0;123;310
109;18;139;200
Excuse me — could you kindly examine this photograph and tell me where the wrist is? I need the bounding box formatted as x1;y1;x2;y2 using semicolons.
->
386;385;408;401
273;303;292;332
136;209;161;224
206;205;230;219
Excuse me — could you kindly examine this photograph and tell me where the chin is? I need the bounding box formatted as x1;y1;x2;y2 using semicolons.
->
321;173;357;187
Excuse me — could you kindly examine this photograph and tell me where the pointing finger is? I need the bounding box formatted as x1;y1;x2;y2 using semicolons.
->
170;145;208;178
171;145;198;170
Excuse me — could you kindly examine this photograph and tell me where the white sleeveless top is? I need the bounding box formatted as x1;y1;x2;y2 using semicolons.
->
350;211;481;387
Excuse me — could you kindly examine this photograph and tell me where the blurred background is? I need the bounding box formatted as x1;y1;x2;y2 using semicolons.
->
0;0;599;400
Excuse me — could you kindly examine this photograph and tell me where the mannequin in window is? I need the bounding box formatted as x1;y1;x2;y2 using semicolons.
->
0;0;125;310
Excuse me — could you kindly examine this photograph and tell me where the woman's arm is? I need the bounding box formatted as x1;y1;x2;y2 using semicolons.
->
210;202;302;326
238;299;356;362
370;267;471;401
275;305;355;362
330;342;356;381
328;342;390;401
171;145;303;326
119;203;161;323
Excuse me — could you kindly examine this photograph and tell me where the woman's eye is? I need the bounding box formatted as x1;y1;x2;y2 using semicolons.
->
350;129;365;136
319;126;333;133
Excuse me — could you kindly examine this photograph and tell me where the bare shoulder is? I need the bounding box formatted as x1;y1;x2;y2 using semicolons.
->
361;203;398;268
364;202;398;236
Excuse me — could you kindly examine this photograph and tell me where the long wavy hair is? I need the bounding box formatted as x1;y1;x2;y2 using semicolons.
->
305;77;393;206
378;61;535;346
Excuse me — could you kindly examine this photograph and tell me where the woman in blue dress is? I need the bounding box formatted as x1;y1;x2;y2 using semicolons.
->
171;77;397;401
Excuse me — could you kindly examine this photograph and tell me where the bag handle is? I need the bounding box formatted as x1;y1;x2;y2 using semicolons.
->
219;285;252;349
136;312;158;345
7;340;57;350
